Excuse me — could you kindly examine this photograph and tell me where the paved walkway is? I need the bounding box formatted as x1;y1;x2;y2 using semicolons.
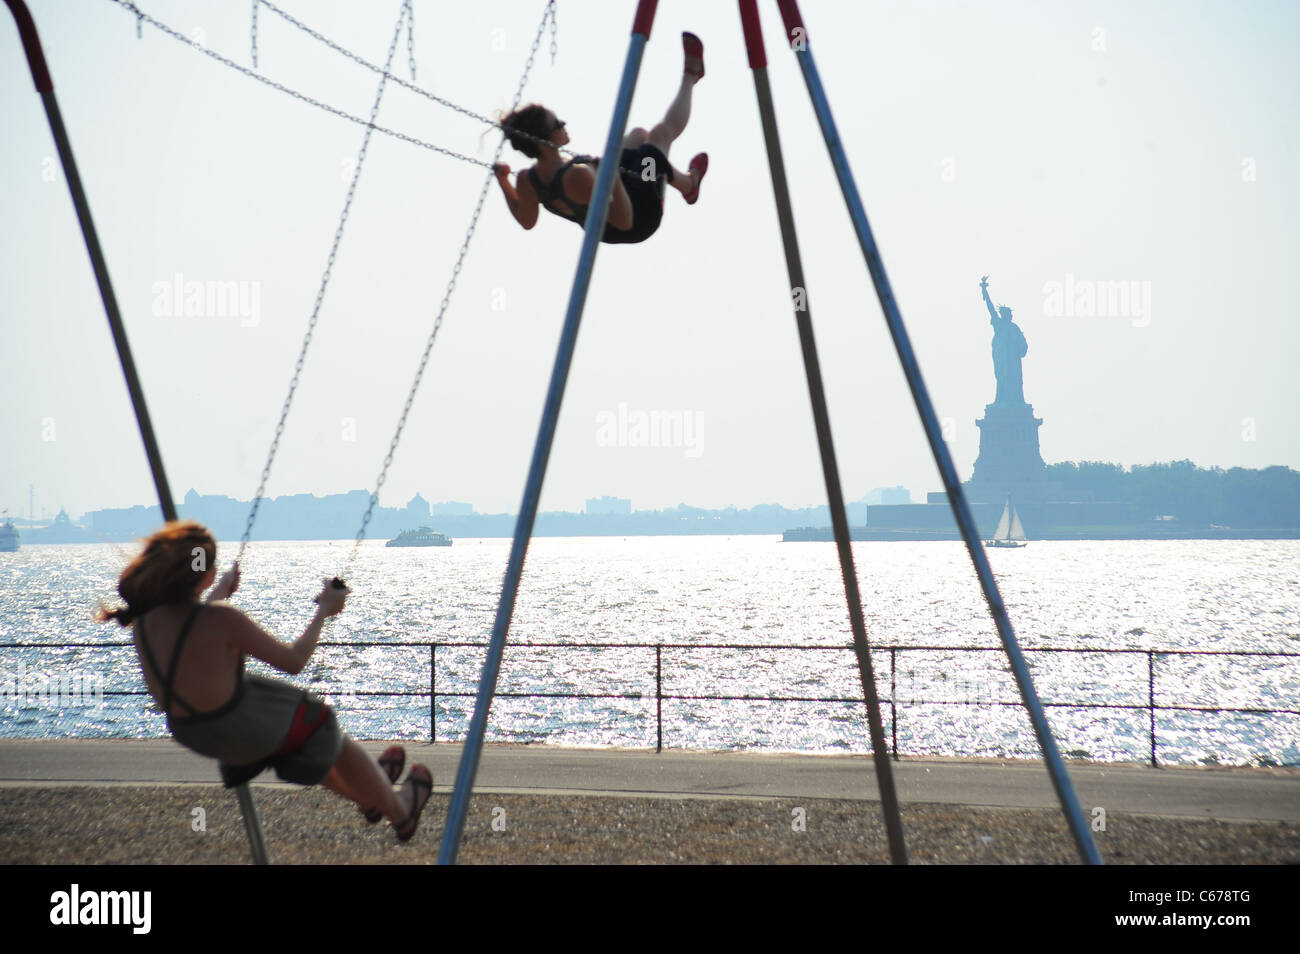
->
2;740;1295;823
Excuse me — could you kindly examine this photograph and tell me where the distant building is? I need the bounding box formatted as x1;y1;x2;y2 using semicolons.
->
406;493;430;522
27;508;97;544
586;496;631;516
89;504;164;540
862;487;912;506
434;501;474;517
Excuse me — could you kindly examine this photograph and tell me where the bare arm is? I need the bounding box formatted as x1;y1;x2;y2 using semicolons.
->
217;580;348;676
206;564;240;603
494;164;539;229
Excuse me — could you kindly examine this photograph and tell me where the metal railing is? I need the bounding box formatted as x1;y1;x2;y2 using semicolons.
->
3;641;1296;767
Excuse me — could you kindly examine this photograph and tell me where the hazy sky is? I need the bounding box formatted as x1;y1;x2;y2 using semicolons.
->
4;0;1298;521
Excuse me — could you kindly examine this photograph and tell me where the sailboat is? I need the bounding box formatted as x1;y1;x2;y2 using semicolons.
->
986;498;1027;548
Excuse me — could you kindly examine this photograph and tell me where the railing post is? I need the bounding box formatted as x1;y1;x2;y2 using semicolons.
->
430;643;437;744
655;644;663;754
890;647;898;761
1148;650;1157;767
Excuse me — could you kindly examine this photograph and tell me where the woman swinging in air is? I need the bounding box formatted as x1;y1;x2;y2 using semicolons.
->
493;31;708;245
97;521;433;842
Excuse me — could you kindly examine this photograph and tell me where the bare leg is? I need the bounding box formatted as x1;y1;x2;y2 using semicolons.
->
321;766;360;802
648;77;696;156
320;737;408;823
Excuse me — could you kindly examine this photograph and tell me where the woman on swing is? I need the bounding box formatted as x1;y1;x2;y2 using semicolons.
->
493;32;708;244
97;521;432;842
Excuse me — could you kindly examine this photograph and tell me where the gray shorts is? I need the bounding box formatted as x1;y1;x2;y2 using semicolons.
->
170;674;344;786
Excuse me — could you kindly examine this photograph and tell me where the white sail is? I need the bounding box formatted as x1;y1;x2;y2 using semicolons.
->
993;501;1011;540
1009;507;1026;541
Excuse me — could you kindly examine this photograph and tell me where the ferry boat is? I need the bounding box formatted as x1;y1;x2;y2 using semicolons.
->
385;526;452;548
0;517;19;552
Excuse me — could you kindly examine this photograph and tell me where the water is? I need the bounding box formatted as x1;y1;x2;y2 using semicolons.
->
1;537;1297;766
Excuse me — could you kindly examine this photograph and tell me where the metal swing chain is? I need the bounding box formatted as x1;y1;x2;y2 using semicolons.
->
255;1;629;176
112;1;587;174
110;1;491;168
343;0;557;577
549;1;557;65
405;0;416;80
235;1;412;569
250;0;259;68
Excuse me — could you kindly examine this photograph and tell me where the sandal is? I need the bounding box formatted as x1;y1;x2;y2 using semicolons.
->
682;31;705;82
362;744;406;824
684;153;708;205
393;765;433;842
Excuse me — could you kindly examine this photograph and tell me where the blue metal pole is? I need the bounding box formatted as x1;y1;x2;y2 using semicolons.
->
775;1;1101;866
437;21;654;867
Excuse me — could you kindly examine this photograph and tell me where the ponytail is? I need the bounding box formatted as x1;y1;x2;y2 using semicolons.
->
95;520;216;627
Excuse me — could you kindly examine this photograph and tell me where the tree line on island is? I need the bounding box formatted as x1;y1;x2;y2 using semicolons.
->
1046;460;1299;528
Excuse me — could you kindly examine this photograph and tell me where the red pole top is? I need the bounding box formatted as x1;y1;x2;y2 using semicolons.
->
631;0;659;38
738;0;766;69
775;0;807;50
5;0;54;92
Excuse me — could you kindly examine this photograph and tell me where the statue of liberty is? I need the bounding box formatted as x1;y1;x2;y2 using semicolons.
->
980;276;1027;406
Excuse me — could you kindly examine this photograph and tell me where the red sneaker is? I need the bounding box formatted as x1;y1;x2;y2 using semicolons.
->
683;32;705;82
684;153;708;205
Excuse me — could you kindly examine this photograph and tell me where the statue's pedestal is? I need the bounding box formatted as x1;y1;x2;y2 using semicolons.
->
967;402;1047;504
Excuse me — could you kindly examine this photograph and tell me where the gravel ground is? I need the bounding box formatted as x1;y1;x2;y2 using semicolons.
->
2;786;1296;864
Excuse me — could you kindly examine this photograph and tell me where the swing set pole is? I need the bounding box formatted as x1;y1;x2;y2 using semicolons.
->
738;0;907;864
437;0;661;865
4;0;270;866
772;0;1102;865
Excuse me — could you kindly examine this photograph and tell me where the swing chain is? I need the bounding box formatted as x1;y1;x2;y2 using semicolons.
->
237;1;412;567
250;0;259;68
405;0;416;80
113;1;492;168
548;1;557;65
136;8;143;38
256;0;623;175
344;0;556;573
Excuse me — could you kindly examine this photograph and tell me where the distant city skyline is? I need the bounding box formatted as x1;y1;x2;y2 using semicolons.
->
10;483;920;525
15;460;1295;544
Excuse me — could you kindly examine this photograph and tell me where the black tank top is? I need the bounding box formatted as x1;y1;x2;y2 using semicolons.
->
527;145;670;245
527;156;598;225
137;604;245;721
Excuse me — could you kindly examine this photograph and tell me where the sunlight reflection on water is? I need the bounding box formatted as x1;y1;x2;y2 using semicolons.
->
1;537;1296;765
